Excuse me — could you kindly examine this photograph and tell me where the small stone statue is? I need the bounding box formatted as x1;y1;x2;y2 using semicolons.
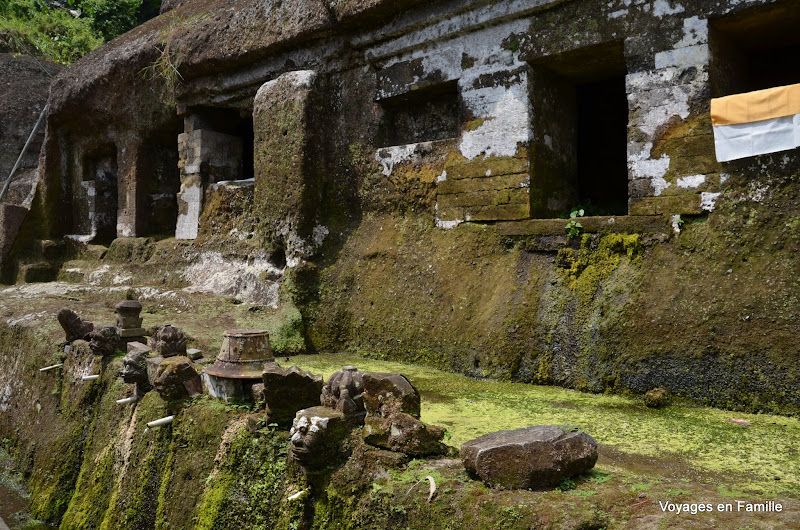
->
153;324;187;358
289;406;348;470
88;325;120;357
320;366;365;425
115;300;146;339
57;308;94;342
121;348;152;397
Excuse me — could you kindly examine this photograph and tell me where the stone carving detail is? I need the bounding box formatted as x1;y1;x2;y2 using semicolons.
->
460;425;598;489
57;308;95;342
261;364;323;425
121;343;152;397
153;324;187;358
320;366;365;425
88;325;120;357
362;372;421;418
289;406;347;470
361;372;446;456
152;356;202;402
115;300;145;339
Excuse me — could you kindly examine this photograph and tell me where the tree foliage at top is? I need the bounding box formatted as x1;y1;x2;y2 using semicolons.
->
0;0;162;64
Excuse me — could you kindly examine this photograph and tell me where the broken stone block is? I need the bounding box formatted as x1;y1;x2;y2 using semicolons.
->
153;324;187;358
57;308;95;342
460;425;598;490
251;382;266;404
362;372;421;418
260;363;323;425
320;366;365;425
88;325;120;357
289;406;348;471
152;356;202;401
186;348;202;360
363;412;447;456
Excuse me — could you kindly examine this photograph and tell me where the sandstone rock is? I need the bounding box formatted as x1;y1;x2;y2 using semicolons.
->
364;412;447;456
152;356;202;401
261;363;323;425
460;425;598;489
57;308;95;342
362;372;420;418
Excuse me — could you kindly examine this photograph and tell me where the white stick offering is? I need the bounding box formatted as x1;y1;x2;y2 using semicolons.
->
116;396;139;405
147;415;175;428
82;375;100;381
39;363;63;372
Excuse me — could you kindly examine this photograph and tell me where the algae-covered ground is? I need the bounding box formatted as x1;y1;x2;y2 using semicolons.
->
292;353;800;497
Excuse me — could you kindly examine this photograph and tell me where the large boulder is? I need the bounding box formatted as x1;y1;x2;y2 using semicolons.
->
260;363;323;425
362;372;420;418
460;425;598;489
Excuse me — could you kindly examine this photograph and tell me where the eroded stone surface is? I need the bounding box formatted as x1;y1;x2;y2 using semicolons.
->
321;366;366;425
57;308;94;342
153;324;187;358
289;406;348;471
363;411;447;456
261;363;323;425
362;372;420;418
88;325;120;357
152;356;202;402
460;425;598;489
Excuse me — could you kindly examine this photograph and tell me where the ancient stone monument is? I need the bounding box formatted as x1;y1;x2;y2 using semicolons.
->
321;366;366;426
259;363;323;425
88;325;120;357
460;425;598;489
152;356;203;402
120;342;153;397
115;300;146;343
203;329;273;402
153;324;187;358
57;308;94;342
289;406;348;471
361;372;446;456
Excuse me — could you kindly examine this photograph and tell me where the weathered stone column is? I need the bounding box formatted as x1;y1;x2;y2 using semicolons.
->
253;70;321;263
175;115;243;240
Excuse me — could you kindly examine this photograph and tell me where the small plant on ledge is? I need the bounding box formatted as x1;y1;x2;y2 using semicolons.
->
565;208;584;240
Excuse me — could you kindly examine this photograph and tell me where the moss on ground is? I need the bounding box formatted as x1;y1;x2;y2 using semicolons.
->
291;353;800;496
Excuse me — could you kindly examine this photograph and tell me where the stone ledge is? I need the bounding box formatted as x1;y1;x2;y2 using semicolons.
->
495;215;670;236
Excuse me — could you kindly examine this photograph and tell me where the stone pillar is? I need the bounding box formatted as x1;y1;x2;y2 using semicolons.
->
176;116;243;240
116;141;139;237
0;203;28;269
253;70;321;262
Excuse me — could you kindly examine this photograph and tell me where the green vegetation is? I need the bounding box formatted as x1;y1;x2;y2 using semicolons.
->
0;0;160;64
292;353;800;496
565;208;584;240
